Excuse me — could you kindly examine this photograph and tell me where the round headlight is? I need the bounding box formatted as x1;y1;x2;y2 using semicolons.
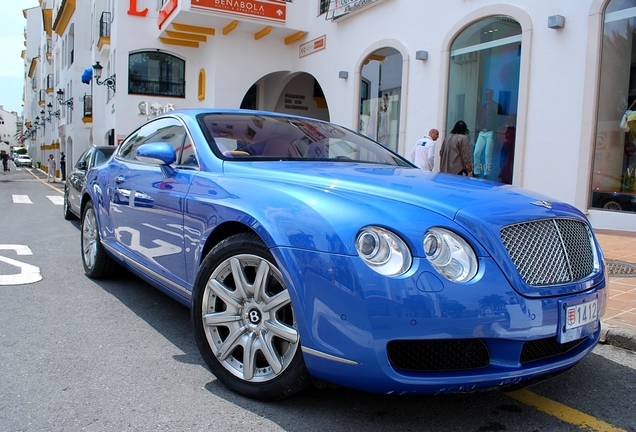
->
356;226;412;276
423;228;478;283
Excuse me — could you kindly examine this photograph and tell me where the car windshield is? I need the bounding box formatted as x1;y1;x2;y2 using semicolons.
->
198;113;412;166
95;147;115;165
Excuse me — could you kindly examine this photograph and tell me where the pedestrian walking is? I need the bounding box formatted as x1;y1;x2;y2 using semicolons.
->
410;128;439;171
47;154;56;182
1;151;9;172
439;120;473;176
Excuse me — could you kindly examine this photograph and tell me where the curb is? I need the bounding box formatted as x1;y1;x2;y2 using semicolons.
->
600;324;636;352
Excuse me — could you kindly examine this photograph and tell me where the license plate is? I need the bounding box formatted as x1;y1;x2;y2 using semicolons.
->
565;299;598;330
558;294;599;344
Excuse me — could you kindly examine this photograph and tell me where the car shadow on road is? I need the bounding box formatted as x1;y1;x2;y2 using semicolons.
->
88;268;205;369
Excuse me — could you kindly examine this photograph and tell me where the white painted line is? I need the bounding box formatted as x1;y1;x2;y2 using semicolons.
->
12;195;33;204
47;196;64;205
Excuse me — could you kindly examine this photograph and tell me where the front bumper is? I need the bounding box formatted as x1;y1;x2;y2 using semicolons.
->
273;247;607;395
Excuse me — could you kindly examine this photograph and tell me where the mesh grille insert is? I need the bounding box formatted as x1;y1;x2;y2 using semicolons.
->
500;218;596;286
387;339;490;371
520;336;586;363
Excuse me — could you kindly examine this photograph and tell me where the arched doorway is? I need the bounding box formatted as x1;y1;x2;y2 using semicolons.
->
358;47;403;152
446;16;521;183
240;72;330;122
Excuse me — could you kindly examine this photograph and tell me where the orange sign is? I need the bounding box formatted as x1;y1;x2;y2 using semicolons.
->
191;0;286;23
128;0;149;16
158;0;178;29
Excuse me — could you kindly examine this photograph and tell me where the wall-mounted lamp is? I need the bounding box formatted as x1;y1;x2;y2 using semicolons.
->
338;71;349;79
34;116;41;126
415;50;429;61
47;102;60;119
92;61;116;92
57;89;74;109
548;15;565;29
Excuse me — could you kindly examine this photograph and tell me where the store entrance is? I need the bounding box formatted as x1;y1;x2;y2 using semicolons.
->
240;72;330;122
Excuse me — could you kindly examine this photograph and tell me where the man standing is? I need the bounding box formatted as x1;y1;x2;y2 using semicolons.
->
60;152;66;181
47;154;56;182
410;128;439;171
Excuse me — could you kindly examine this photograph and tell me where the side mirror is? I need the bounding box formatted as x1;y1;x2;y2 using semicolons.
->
136;142;177;165
136;142;177;177
78;161;88;170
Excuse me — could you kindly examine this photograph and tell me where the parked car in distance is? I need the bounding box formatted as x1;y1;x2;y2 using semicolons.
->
15;155;32;167
64;146;116;220
591;171;636;211
80;109;607;401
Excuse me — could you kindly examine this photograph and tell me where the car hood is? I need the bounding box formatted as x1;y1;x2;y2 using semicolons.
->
223;161;567;221
222;161;603;298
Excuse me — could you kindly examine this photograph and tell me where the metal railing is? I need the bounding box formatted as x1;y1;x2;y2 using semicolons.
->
100;12;111;38
128;79;185;97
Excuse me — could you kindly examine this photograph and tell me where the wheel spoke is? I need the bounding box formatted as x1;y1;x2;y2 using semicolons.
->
262;289;290;313
264;319;299;344
215;325;248;361
258;332;283;374
252;260;270;303
203;311;242;327
242;333;257;380
208;279;241;310
230;257;254;300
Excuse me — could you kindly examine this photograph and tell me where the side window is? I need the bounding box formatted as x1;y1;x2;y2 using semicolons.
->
75;150;90;169
117;118;187;163
180;134;198;167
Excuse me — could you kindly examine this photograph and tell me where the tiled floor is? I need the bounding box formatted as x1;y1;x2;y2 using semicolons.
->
595;230;636;331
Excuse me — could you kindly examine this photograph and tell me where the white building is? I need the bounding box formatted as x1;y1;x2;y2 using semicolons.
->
0;107;21;148
22;0;636;232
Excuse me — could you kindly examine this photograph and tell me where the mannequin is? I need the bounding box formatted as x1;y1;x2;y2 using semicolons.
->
473;88;502;178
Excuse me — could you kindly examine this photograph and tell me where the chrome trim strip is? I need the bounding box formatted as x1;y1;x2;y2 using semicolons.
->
102;241;191;298
301;347;358;365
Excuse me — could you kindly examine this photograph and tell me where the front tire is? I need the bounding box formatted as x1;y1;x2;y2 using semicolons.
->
192;232;310;400
81;200;116;278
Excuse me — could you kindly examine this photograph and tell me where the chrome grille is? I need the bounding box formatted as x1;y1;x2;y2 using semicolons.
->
500;219;596;286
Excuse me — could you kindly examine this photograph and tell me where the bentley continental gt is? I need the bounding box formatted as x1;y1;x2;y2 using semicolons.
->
79;109;607;400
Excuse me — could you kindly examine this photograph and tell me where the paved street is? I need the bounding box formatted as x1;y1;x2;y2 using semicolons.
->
1;164;635;432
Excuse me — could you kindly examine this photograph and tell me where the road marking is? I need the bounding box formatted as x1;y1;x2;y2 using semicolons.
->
47;195;64;205
507;389;626;432
0;245;42;285
12;195;33;204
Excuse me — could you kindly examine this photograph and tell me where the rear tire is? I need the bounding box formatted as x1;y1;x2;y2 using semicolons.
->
192;232;310;400
63;187;77;220
81;200;116;278
603;200;623;211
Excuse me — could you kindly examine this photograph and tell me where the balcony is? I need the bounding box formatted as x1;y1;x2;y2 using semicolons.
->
82;94;92;124
46;74;54;94
155;0;307;49
98;12;111;54
129;79;185;98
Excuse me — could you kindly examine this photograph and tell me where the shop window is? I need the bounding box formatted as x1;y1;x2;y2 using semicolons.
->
591;0;636;213
446;16;521;183
128;51;185;98
359;48;402;152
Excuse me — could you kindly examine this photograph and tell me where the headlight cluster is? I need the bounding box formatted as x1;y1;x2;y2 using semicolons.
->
356;226;412;276
423;227;478;283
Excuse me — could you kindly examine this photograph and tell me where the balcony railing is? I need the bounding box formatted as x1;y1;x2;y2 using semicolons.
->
100;12;111;38
129;79;185;98
82;94;93;123
46;74;54;93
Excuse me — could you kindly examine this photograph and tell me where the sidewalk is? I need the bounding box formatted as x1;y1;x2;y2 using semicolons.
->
595;230;636;351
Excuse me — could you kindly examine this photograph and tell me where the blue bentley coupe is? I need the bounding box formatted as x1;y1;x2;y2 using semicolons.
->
80;109;607;400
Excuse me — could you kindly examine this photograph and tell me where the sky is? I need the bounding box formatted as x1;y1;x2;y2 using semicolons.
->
0;0;42;116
